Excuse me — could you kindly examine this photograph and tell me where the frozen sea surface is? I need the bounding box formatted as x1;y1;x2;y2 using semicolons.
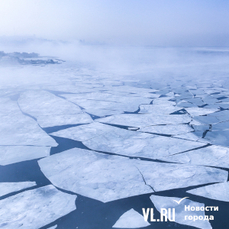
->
1;47;229;229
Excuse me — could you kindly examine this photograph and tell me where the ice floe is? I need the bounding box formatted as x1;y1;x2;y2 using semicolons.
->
0;146;50;165
185;107;218;117
0;114;57;146
0;185;76;229
187;182;229;202
139;104;178;114
112;208;150;228
150;195;212;229
18;90;85;127
138;124;193;136
96;113;191;127
36;113;93;128
38;148;227;202
207;110;229;122
62;93;152;115
163;145;229;168
205;130;229;147
134;160;227;192
51;122;205;159
0;181;36;197
18;90;82;116
38;148;153;202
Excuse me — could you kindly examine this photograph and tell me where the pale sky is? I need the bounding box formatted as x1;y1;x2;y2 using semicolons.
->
0;0;229;46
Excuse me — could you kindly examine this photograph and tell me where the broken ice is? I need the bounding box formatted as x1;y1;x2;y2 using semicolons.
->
51;122;206;160
0;185;76;229
188;182;229;202
150;195;212;229
112;208;150;228
38;148;227;202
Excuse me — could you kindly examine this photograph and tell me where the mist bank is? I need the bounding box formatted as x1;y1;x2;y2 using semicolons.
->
0;37;229;90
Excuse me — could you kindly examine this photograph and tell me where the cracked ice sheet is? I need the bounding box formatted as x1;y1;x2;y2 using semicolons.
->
134;160;227;192
38;148;153;203
37;114;93;128
138;124;193;136
139;104;179;114
0;97;57;146
112;209;150;228
62;94;152;114
205;130;229;147
188;182;229;202
0;97;23;116
51;122;205;160
0;114;57;146
162;145;229;168
0;185;76;229
0;182;36;197
150;195;212;229
96;113;191;128
18;90;84;127
38;148;227;203
207;110;229;122
185;107;219;117
102;85;158;98
152;97;176;106
0;146;50;165
212;121;229;131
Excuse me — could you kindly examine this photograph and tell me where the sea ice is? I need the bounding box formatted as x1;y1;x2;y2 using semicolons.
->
18;90;82;117
138;124;193;136
0;114;57;146
37;113;93;128
38;148;153;202
139;104;179;114
212;121;229;131
112;208;150;228
0;97;22;116
185;107;218;117
0;185;76;229
162;145;229;168
187;182;229;202
174;132;210;142
38;148;227;202
0;146;50;165
51;122;205;159
150;195;212;229
62;93;152;115
207;110;229;122
204;130;229;147
96;113;192;127
0;181;36;197
134;160;227;192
